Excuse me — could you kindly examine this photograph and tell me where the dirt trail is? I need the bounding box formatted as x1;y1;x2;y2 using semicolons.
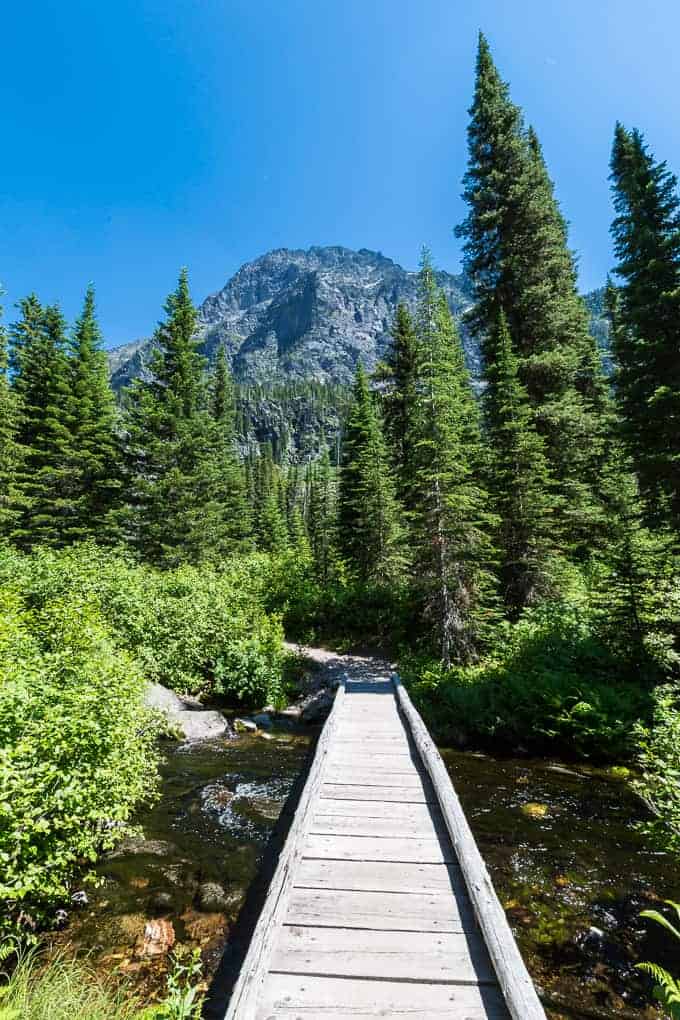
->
284;642;394;687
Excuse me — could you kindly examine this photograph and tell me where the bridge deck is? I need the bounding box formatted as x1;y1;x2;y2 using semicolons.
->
225;666;545;1019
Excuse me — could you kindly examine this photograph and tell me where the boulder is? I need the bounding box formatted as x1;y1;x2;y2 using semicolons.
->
144;682;230;742
300;689;335;723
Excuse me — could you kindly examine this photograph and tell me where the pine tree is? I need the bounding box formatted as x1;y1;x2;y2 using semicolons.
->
379;303;419;503
457;33;608;552
308;446;338;584
483;309;556;615
123;269;242;564
337;362;405;586
204;345;252;551
609;123;680;526
0;301;21;538
408;253;497;664
10;297;73;547
62;285;121;543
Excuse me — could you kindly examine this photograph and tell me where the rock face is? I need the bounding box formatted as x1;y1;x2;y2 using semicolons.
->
109;246;475;390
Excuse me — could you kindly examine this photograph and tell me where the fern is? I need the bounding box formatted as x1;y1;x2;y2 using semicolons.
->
637;901;680;1018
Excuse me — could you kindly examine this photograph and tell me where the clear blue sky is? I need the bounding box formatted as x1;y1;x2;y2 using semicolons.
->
2;0;679;347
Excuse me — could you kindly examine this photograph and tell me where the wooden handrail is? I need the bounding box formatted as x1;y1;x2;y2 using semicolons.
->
393;673;547;1020
223;680;346;1019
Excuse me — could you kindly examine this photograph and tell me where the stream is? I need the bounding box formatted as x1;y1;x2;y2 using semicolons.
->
58;671;678;1018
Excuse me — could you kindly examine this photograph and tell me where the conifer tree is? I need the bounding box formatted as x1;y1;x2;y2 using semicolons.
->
483;309;556;614
10;297;72;547
204;345;252;551
379;303;419;503
123;269;243;564
0;302;21;538
609;124;680;526
408;253;497;664
308;446;337;584
457;33;608;551
337;363;405;585
62;285;121;543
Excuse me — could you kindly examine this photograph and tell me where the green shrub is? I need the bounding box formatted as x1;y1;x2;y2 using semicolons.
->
0;544;285;705
401;599;651;759
0;578;158;937
634;685;680;852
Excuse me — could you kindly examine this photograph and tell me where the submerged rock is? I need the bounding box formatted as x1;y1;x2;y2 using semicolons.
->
234;717;257;733
197;882;230;913
137;918;175;957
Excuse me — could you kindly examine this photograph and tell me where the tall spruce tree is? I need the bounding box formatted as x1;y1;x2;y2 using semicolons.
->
457;33;608;553
483;309;556;615
379;302;419;504
609;124;680;527
63;285;121;543
307;446;337;584
205;346;252;551
123;269;241;564
0;301;21;538
10;297;73;547
337;362;405;586
408;253;497;664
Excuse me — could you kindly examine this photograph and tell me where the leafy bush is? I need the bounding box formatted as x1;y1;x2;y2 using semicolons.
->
401;599;651;759
0;543;286;936
0;578;158;936
0;544;285;705
634;684;680;852
263;549;411;651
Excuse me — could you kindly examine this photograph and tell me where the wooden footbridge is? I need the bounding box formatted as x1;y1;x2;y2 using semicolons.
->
224;660;546;1019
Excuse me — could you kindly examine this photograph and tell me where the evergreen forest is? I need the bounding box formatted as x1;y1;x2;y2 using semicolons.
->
1;31;680;1020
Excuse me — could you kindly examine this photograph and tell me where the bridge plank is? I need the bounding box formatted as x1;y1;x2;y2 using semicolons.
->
304;833;454;864
256;974;510;1019
294;858;462;894
270;926;497;984
319;783;434;803
286;887;475;932
309;813;448;839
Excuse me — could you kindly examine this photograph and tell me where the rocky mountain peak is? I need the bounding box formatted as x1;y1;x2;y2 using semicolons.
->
109;246;474;391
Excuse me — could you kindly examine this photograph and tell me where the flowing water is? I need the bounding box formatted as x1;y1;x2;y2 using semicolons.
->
58;699;678;1017
443;749;679;1019
58;724;313;1001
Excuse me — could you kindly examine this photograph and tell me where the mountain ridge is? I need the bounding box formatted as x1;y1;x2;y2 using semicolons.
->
108;245;608;392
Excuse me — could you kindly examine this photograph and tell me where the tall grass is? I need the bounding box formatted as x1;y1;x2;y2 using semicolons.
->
0;948;142;1020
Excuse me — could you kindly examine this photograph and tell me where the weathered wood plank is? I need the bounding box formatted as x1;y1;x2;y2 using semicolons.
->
256;973;510;1019
314;798;439;822
294;857;462;895
286;886;475;932
319;783;434;803
323;770;427;788
304;832;453;864
309;813;447;840
271;925;497;984
394;674;546;1020
327;753;422;770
